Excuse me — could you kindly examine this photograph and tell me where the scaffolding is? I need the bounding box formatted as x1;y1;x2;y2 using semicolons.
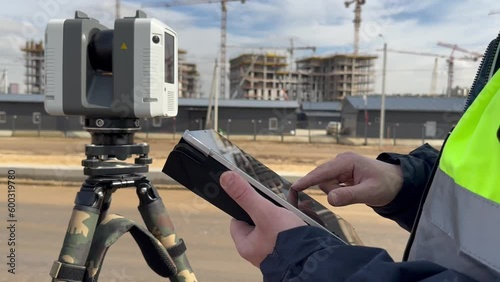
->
22;40;45;94
297;53;377;101
229;53;291;100
178;49;200;98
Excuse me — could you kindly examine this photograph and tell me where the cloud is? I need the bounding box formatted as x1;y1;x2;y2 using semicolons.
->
1;0;499;96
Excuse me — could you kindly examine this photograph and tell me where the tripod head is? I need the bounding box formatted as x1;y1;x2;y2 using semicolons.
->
82;117;152;176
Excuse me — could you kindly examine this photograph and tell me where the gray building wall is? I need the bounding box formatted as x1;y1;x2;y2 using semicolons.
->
342;109;460;139
0;102;83;131
0;101;297;136
305;116;340;130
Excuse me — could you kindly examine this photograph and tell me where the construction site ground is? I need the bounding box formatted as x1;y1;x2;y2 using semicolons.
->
0;136;429;281
0;136;426;174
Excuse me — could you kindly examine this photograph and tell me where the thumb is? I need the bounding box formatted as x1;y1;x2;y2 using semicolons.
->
328;183;370;206
220;171;276;224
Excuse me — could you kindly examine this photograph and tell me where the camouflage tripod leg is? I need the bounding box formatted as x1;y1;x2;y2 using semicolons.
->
137;180;197;282
50;181;109;282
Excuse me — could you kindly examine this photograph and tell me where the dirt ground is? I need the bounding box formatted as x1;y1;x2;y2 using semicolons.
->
0;137;412;281
0;137;414;174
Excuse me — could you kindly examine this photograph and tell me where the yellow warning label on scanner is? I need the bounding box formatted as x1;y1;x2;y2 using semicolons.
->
120;43;128;50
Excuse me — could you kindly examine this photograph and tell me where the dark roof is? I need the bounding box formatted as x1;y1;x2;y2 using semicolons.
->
180;98;299;108
303;111;341;118
0;94;299;109
345;96;466;112
301;101;342;112
0;94;45;103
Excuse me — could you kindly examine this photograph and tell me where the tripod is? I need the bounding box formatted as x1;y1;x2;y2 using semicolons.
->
49;117;197;282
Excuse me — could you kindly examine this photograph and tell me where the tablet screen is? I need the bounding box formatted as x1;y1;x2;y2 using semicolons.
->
186;129;351;238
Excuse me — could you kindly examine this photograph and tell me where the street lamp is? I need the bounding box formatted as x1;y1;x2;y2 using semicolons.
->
251;119;256;141
378;34;387;148
195;118;202;130
227;119;232;139
12;115;17;135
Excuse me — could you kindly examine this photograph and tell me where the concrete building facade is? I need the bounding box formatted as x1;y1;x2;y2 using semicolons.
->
22;40;45;94
229;53;290;100
178;49;200;98
296;54;377;101
230;53;377;103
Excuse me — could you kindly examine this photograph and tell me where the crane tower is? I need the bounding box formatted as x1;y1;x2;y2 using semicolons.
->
344;0;366;54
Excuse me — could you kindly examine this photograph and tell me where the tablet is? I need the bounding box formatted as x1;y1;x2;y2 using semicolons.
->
162;129;361;245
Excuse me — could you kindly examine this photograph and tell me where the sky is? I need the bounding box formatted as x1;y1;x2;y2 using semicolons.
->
1;0;499;97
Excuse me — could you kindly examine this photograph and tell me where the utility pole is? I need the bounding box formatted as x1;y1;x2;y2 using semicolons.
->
206;58;220;131
344;0;366;54
379;41;387;148
220;0;228;99
430;58;438;95
363;93;368;145
288;38;294;97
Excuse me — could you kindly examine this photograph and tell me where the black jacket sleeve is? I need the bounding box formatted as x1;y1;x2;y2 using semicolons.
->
261;226;477;282
371;143;439;231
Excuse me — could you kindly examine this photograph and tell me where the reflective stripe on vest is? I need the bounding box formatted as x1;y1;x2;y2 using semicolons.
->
408;70;500;281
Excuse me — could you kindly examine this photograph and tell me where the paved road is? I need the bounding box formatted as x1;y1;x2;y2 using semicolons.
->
0;185;409;282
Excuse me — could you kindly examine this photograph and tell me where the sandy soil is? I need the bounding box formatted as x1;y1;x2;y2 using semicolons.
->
0;137;415;174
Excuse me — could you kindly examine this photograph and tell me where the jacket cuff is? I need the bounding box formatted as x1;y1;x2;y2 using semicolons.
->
260;226;344;281
373;144;438;220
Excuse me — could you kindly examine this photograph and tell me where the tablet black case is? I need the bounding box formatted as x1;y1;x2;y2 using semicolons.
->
162;138;281;226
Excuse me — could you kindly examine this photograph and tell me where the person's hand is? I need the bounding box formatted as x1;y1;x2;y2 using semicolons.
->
291;152;404;207
219;171;306;267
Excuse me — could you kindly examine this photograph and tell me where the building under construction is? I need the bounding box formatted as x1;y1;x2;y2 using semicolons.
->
178;49;200;98
22;40;45;94
229;53;291;100
229;52;377;101
296;54;377;101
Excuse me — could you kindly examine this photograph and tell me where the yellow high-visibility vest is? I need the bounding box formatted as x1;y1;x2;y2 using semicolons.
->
408;69;500;280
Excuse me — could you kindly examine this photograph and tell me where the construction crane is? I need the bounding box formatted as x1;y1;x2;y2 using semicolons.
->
0;69;7;94
288;38;317;72
437;42;483;96
383;48;444;95
116;0;121;18
380;48;478;95
344;0;366;54
143;0;247;100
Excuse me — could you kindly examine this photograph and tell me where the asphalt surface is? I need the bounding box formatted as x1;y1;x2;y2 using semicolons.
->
0;185;409;282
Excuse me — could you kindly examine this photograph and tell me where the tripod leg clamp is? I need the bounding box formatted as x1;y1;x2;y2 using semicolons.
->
166;238;187;259
50;260;87;282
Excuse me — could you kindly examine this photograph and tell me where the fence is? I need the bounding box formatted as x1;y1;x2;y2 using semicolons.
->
0;113;446;146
